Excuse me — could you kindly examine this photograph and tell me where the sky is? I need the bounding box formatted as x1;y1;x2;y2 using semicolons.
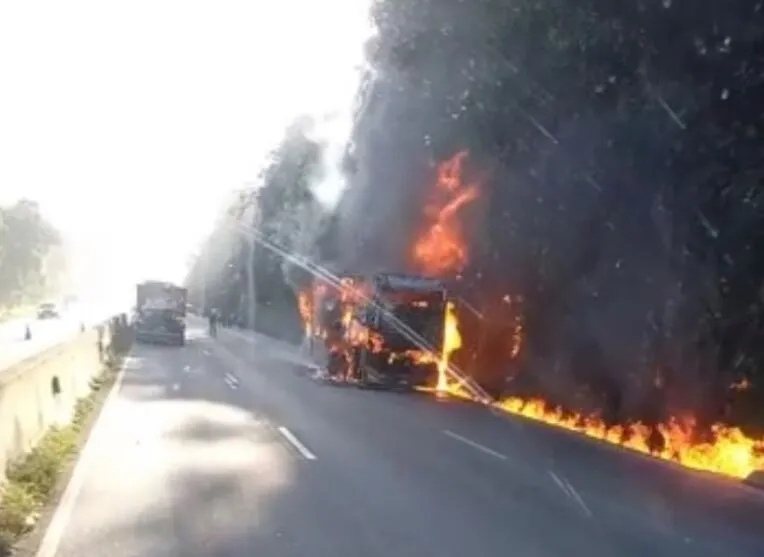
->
0;0;371;302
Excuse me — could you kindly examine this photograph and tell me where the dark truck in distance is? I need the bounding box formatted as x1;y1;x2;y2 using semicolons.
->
36;302;61;319
134;281;187;346
350;272;446;390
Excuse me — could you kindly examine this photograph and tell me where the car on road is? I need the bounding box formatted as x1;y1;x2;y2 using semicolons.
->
36;302;61;320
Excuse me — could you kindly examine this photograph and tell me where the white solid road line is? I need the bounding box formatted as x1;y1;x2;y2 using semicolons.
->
277;426;317;461
548;470;593;518
35;355;133;557
564;480;593;517
548;470;572;497
442;429;508;461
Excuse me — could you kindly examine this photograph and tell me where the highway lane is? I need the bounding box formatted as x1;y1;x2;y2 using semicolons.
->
0;316;86;371
40;320;764;557
216;325;764;556
0;316;33;342
0;305;120;371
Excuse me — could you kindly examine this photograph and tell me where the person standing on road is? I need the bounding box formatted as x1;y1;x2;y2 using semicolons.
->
208;308;219;338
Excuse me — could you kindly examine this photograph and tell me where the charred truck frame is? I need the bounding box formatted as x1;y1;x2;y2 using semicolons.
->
314;272;447;390
306;273;363;361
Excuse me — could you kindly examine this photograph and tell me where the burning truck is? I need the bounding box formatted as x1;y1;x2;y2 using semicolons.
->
302;272;448;390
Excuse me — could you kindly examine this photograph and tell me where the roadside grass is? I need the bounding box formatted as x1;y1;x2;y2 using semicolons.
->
0;354;125;556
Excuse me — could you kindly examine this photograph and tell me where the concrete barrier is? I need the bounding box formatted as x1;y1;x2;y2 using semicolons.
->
0;322;116;483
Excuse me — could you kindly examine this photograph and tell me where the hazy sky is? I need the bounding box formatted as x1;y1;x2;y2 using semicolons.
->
0;0;370;299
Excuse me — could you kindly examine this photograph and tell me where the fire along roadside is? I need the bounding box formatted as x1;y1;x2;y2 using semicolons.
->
240;192;764;486
299;274;764;487
233;159;764;486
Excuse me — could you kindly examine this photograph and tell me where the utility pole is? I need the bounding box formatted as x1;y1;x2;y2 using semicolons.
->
247;235;256;330
242;199;260;331
201;249;208;313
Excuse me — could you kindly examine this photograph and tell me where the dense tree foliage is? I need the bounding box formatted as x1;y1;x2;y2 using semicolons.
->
191;1;764;431
0;200;64;315
185;118;331;342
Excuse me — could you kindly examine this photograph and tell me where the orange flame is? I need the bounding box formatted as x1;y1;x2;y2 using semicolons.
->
432;298;764;480
297;289;313;337
412;150;479;277
436;301;462;391
408;151;764;481
489;396;764;479
435;302;764;480
410;151;480;391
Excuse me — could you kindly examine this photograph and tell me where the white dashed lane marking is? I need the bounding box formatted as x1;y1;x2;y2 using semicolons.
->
277;426;317;461
442;429;508;461
223;372;239;390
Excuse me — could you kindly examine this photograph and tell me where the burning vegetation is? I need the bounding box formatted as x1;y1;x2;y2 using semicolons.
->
298;149;764;481
427;151;764;480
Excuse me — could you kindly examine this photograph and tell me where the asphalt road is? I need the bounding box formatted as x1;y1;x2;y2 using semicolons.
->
40;319;764;557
